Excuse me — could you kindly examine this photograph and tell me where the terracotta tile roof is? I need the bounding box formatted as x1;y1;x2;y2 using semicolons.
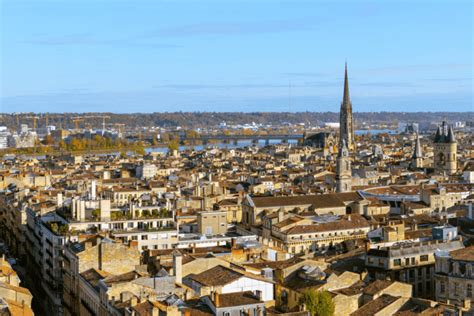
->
350;294;399;316
284;214;369;235
363;280;394;295
450;245;474;261
214;291;263;308
189;265;243;286
103;270;145;285
243;257;305;271
282;273;324;292
335;280;366;296
251;193;359;209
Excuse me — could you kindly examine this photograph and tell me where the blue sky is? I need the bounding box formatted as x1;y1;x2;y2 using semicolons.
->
1;0;472;113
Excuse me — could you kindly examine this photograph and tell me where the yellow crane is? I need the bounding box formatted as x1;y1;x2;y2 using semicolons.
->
24;116;40;130
83;115;110;133
71;116;84;130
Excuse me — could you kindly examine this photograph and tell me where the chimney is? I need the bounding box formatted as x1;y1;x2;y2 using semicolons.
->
57;193;63;207
213;292;220;307
255;290;262;301
91;180;97;200
173;250;183;284
278;208;284;222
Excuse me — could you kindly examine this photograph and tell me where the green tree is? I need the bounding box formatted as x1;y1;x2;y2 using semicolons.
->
91;209;100;219
299;290;334;316
168;140;180;152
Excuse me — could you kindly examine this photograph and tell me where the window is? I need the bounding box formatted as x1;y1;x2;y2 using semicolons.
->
394;259;401;266
420;255;428;262
468;284;472;297
223;313;230;316
454;283;459;296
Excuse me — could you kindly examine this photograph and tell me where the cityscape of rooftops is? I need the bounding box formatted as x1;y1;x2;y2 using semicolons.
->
0;1;472;315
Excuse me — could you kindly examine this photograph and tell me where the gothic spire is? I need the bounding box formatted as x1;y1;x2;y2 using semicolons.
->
339;62;354;150
434;126;442;143
342;62;351;109
447;126;456;143
413;133;422;159
338;139;349;158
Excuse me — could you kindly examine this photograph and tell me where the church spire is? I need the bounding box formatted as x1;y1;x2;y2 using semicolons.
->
343;62;351;107
413;133;422;159
339;62;354;150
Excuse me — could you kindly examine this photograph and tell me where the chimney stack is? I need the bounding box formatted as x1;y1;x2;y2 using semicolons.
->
213;292;220;307
91;180;97;200
57;193;63;207
173;250;183;284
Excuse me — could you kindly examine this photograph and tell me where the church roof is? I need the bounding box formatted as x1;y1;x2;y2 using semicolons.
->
434;121;456;144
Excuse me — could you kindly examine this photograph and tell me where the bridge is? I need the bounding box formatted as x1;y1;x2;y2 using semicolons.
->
179;133;305;145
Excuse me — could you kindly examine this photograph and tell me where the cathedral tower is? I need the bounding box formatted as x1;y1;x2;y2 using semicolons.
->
340;63;355;150
336;139;352;192
433;121;457;175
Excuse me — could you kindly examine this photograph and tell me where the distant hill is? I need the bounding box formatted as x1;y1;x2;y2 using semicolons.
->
0;112;472;130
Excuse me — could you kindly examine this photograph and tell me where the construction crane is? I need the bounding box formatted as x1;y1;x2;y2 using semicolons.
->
71;116;85;130
24;116;40;130
112;123;125;135
83;115;110;134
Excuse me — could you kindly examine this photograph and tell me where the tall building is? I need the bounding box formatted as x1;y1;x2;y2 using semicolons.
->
433;121;457;175
336;139;352;192
340;63;354;150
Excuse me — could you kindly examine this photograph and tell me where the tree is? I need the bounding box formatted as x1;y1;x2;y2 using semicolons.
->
168;140;180;152
59;140;67;150
91;209;100;219
43;135;54;146
299;290;334;316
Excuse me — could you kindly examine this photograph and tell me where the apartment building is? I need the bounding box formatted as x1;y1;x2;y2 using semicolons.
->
435;245;474;313
267;213;370;254
62;235;141;316
366;229;465;299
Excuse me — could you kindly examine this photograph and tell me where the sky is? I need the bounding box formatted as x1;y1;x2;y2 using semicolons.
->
0;0;473;113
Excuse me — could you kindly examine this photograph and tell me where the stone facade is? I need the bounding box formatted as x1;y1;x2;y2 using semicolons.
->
433;121;457;175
